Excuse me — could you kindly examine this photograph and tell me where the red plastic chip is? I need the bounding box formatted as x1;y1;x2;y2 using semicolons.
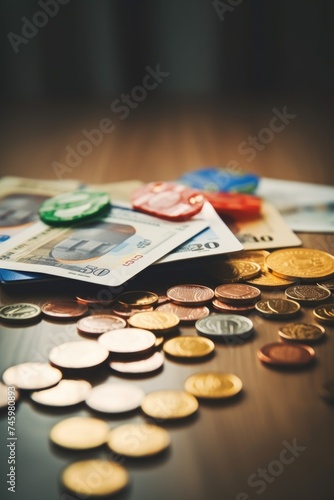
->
204;192;262;219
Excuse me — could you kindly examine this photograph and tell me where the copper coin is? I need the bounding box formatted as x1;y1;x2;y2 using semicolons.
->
155;302;210;322
313;303;334;323
214;284;261;304
278;323;325;342
77;315;127;336
212;299;255;314
166;284;214;306
285;285;331;305
49;340;109;369
257;342;315;367
98;328;156;356
117;291;158;308
76;294;115;307
2;362;62;390
30;379;92;406
86;383;145;413
42;300;88;319
112;302;154;318
110;351;164;375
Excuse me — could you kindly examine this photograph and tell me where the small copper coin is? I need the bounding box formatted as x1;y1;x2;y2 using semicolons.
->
110;351;164;375
313;303;334;323
163;336;215;359
42;300;88;319
98;328;156;355
166;284;214;306
156;302;210;322
214;284;261;304
2;362;62;390
77;315;127;336
86;383;145;413
212;299;255;314
50;416;110;449
117;291;158;308
31;379;92;406
49;341;109;369
285;285;331;305
257;342;315;367
108;423;171;457
319;380;334;402
278;323;325;342
255;299;300;319
0;303;41;322
112;302;154;318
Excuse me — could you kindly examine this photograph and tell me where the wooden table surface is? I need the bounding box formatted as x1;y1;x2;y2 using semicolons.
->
0;101;334;500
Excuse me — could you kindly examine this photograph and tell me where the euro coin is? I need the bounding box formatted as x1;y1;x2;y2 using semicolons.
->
86;383;145;413
50;416;110;449
117;291;158;308
107;423;170;457
184;372;242;399
98;328;156;356
195;314;253;340
265;248;334;281
77;315;127;336
127;311;180;333
278;323;325;342
163;336;215;359
141;390;198;420
214;283;261;304
0;303;41;322
257;342;315;367
30;379;92;407
285;285;331;305
313;303;334;323
2;362;62;390
49;340;109;369
166;284;214;305
110;352;164;375
42;300;88;319
155;302;210;322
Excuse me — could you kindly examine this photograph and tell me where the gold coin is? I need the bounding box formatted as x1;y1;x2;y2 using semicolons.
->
313;303;334;323
61;459;128;497
265;248;334;281
228;250;270;267
246;271;295;289
128;311;180;332
255;299;300;319
107;423;170;457
278;323;325;342
50;417;110;449
215;260;261;283
163;336;215;358
141;390;198;419
117;290;158;308
185;372;242;399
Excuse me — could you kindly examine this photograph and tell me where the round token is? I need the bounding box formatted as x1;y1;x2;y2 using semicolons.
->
110;351;164;375
0;303;41;322
49;341;109;369
98;328;156;356
319;380;334;402
166;284;214;306
317;279;334;291
185;372;242;399
163;336;215;359
265;248;334;281
77;315;127;336
257;342;315;367
228;249;270;265
278;323;325;342
31;379;92;406
212;299;255;314
285;285;331;305
127;311;180;333
42;300;88;319
39;190;110;224
246;271;296;289
0;383;19;409
108;423;171;457
112;302;154;318
156;302;210;322
86;383;145;413
117;291;158;308
211;261;261;283
61;459;128;497
195;314;253;340
255;299;300;319
50;416;110;449
313;303;334;323
2;362;62;390
141;390;198;420
214;284;261;304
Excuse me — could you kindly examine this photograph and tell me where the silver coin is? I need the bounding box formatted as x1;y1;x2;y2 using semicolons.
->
86;383;145;413
110;352;164;375
0;303;41;322
30;379;92;407
195;314;254;339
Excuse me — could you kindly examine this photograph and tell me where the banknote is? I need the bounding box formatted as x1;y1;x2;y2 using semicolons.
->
0;204;208;287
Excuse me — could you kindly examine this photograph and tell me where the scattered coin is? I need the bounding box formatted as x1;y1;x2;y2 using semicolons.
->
117;291;158;308
246;271;296;289
76;293;115;307
166;284;214;306
319;380;334;402
86;383;145;413
42;300;88;319
184;372;242;399
107;423;171;457
212;299;255;314
0;303;41;322
141;390;199;420
278;323;325;342
30;379;92;406
77;315;127;336
0;383;19;409
285;285;331;305
127;311;180;333
255;299;300;319
195;314;253;340
112;302;154;318
317;279;334;291
313;304;334;324
265;248;334;281
61;459;129;497
257;342;315;367
98;328;156;356
49;341;109;369
50;416;110;449
212;260;261;283
2;362;62;390
156;302;210;322
110;352;164;375
163;336;215;359
214;284;261;304
227;249;270;266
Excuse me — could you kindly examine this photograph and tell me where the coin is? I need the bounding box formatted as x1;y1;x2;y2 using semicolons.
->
108;423;171;457
0;383;19;409
110;352;164;375
317;279;334;291
50;416;110;449
98;328;156;356
0;303;41;322
285;285;331;305
39;190;110;224
212;261;261;283
265;248;334;281
212;299;255;314
184;372;242;399
117;291;158;308
257;342;315;367
49;340;109;369
61;459;128;497
319;380;334;402
112;302;154;318
278;323;325;342
246;271;295;290
31;379;92;406
86;383;145;413
77;315;127;336
255;299;300;319
166;284;214;306
163;336;215;359
42;300;88;319
155;302;210;322
2;362;62;390
214;284;261;304
313;304;334;323
141;390;198;420
228;249;270;265
195;314;254;340
76;293;115;307
127;311;180;333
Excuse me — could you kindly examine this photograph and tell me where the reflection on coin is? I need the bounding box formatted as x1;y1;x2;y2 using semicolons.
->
265;248;334;281
195;314;253;340
214;284;261;304
212;299;255;314
166;284;214;305
0;383;19;408
257;342;315;367
246;271;295;290
98;328;156;356
213;261;261;283
127;311;180;332
141;390;198;420
49;341;109;369
31;379;92;406
319;380;334;402
285;285;331;305
110;352;164;375
50;416;110;449
156;302;210;322
155;337;165;349
278;323;325;342
255;299;300;319
108;423;170;457
163;336;215;359
227;249;270;266
0;303;41;322
2;362;62;390
185;372;242;399
61;459;129;497
117;291;158;308
317;279;334;291
313;304;334;323
112;302;154;318
77;315;127;336
86;383;145;413
42;300;88;319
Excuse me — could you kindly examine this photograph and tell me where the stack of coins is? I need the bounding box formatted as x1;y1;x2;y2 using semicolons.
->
213;283;261;314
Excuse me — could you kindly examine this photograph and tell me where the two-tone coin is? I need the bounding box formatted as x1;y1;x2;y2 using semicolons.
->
30;379;92;406
265;248;334;281
155;302;210;322
77;315;127;336
108;423;170;457
285;285;331;305
195;314;254;340
0;303;41;322
184;372;242;399
257;342;315;367
141;390;198;420
86;383;145;413
163;336;215;359
98;328;156;357
50;416;110;449
255;299;300;319
49;341;109;369
313;304;334;324
42;300;88;319
166;284;214;306
2;362;62;390
278;323;325;342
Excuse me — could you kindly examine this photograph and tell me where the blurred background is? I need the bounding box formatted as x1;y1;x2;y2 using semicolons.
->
0;0;333;184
